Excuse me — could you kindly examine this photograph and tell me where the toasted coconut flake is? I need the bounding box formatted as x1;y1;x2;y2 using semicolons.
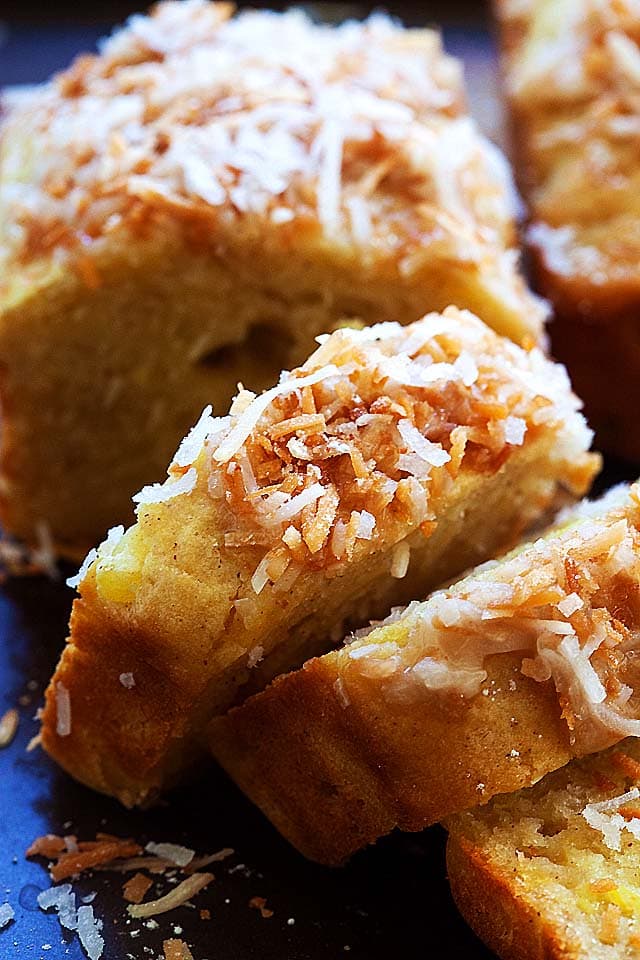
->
205;310;588;587
27;834;67;859
213;366;339;464
133;467;198;506
185;849;235;874
343;484;640;754
95;855;171;874
55;682;71;737
127;872;214;918
123;873;153;904
0;708;19;748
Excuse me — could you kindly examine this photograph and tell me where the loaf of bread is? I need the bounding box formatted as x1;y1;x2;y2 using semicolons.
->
0;1;545;557
209;482;640;865
40;307;595;807
447;737;640;960
496;0;640;459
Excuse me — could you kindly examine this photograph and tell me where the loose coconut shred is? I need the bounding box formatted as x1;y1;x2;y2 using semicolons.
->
341;484;640;754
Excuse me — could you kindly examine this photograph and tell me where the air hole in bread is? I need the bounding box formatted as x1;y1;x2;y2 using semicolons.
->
197;323;292;378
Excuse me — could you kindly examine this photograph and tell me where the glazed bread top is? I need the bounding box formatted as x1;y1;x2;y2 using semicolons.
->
71;307;595;608
1;1;543;338
498;0;640;295
326;483;640;756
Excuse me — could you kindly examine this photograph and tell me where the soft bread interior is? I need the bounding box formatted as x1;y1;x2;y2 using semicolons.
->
447;738;640;960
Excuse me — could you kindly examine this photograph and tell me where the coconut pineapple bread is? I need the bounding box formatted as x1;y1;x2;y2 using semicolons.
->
496;0;640;459
447;737;640;960
40;308;595;808
208;483;640;865
0;0;546;559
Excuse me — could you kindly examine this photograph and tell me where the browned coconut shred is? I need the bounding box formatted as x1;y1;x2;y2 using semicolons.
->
158;309;590;601
342;484;640;755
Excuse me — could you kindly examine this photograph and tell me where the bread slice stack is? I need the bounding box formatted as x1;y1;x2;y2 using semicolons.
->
27;5;640;958
0;0;545;558
41;306;595;807
210;483;640;863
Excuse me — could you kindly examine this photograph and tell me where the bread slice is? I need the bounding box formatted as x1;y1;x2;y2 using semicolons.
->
0;1;545;558
496;0;640;459
40;307;595;807
447;736;640;960
208;482;640;865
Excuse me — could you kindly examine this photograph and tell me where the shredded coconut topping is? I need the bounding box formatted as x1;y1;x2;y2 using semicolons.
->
180;308;591;597
583;787;640;851
0;0;539;340
339;483;640;753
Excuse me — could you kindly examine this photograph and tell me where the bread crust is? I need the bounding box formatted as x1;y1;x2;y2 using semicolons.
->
446;833;581;960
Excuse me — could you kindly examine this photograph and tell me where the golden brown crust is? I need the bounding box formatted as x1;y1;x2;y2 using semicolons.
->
210;653;573;864
446;833;581;960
